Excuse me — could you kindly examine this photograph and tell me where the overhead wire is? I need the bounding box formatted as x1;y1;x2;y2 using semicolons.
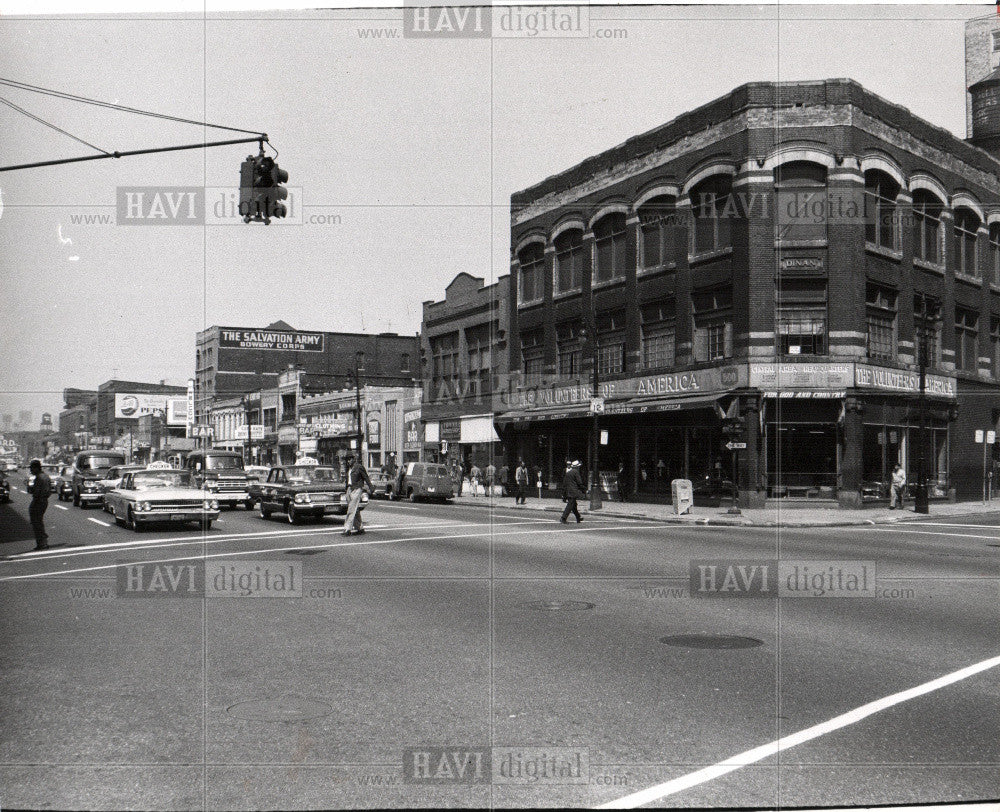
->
0;96;110;155
0;77;264;137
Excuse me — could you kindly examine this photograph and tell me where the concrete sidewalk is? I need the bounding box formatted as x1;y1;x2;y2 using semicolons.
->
446;491;1000;526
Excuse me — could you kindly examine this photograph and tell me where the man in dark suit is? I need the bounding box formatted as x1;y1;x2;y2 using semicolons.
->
560;460;585;524
27;459;52;550
343;454;372;536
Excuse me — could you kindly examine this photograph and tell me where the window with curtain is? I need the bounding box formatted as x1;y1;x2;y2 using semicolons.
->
554;229;584;294
864;170;900;251
689;175;733;255
517;242;545;304
913;190;944;266
593;212;628;283
866;285;897;361
953;207;981;277
637;195;677;269
775;161;828;243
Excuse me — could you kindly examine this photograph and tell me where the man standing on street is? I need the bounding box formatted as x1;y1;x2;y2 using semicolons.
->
889;463;907;510
560;460;585;524
343;453;372;535
484;462;496;496
515;459;528;505
498;463;509;497
27;459;52;550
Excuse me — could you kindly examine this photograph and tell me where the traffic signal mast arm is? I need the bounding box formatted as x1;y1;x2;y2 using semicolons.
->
0;135;268;173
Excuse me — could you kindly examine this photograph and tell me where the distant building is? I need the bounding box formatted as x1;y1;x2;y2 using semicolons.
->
95;379;188;459
194;320;419;424
420;273;509;471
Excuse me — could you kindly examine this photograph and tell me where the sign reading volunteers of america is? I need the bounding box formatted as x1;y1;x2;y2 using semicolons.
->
219;329;324;352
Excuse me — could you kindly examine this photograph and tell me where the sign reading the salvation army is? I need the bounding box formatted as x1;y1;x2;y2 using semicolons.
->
219;328;324;352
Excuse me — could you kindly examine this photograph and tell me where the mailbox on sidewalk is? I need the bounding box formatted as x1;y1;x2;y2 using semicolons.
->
671;478;693;515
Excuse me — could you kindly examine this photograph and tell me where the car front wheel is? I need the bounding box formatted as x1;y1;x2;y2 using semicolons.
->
127;507;141;532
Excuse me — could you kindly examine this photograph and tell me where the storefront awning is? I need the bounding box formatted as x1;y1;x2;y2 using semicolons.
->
603;392;725;416
496;392;725;424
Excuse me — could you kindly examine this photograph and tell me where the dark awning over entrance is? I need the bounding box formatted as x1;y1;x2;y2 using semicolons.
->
496;392;725;424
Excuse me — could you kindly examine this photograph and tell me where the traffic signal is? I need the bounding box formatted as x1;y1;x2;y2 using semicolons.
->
722;416;746;436
238;155;290;224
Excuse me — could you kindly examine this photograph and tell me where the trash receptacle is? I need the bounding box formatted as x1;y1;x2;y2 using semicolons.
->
671;478;693;515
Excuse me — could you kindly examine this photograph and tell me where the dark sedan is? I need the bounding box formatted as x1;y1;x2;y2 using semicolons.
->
257;464;368;525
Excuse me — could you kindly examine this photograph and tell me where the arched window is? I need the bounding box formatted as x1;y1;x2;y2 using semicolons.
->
990;222;1000;286
953;207;980;277
690;175;732;254
864;170;900;251
637;195;677;270
592;212;628;283
517;242;545;304
554;229;584;294
775;161;827;243
912;190;944;266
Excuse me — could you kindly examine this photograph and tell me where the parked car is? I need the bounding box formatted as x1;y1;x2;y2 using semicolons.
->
184;450;252;509
99;465;147;512
389;462;454;502
55;465;76;501
257;464;367;524
0;471;9;503
244;465;271;507
72;450;127;508
104;468;219;532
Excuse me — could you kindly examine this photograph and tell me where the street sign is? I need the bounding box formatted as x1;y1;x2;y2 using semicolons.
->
988;431;997;444
975;430;984;443
590;397;605;414
725;441;747;450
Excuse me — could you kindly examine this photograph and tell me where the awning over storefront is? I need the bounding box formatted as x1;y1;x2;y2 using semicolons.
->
460;415;501;443
496;392;725;424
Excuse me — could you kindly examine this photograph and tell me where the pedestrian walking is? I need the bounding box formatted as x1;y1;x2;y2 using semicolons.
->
342;453;372;535
560;460;585;523
484;463;496;496
498;463;509;497
453;460;464;496
469;464;482;496
515;459;528;505
26;459;52;550
889;463;907;509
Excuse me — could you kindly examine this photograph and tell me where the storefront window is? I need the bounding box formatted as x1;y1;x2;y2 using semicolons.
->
766;422;837;495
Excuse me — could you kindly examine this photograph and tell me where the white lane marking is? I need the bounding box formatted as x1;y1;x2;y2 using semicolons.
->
897;521;1000;529
0;519;550;563
597;653;1000;809
54;505;68;511
0;523;661;581
86;518;110;527
875;528;999;541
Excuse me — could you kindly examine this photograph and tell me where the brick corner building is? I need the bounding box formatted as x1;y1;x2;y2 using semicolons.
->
501;74;1000;505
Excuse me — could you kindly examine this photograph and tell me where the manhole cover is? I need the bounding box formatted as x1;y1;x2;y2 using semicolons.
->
227;697;334;722
518;600;595;611
285;548;326;555
659;634;763;649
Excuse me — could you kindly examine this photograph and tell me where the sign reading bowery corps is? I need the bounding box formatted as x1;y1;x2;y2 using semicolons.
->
219;329;324;352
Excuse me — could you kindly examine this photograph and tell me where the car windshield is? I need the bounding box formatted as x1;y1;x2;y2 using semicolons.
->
286;466;337;484
80;456;125;471
131;472;193;490
42;465;60;475
205;456;243;471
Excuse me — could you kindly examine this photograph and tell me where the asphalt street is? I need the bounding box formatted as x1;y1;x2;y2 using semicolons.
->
0;484;998;810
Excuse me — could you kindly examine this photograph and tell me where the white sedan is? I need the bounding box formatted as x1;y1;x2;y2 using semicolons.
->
105;469;220;532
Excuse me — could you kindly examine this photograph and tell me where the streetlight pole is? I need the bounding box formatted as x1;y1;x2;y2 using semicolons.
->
243;396;251;465
915;295;930;514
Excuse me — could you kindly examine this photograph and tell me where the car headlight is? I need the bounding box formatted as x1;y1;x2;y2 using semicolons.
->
294;493;308;504
203;500;212;510
139;501;152;512
210;499;219;510
206;482;219;491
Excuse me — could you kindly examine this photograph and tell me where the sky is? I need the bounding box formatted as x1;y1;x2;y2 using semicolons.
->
0;1;989;429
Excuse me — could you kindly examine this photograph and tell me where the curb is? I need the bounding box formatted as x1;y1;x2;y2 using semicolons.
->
440;497;1000;528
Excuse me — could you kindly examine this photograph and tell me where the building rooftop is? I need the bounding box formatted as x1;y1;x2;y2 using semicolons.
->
512;78;1000;211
